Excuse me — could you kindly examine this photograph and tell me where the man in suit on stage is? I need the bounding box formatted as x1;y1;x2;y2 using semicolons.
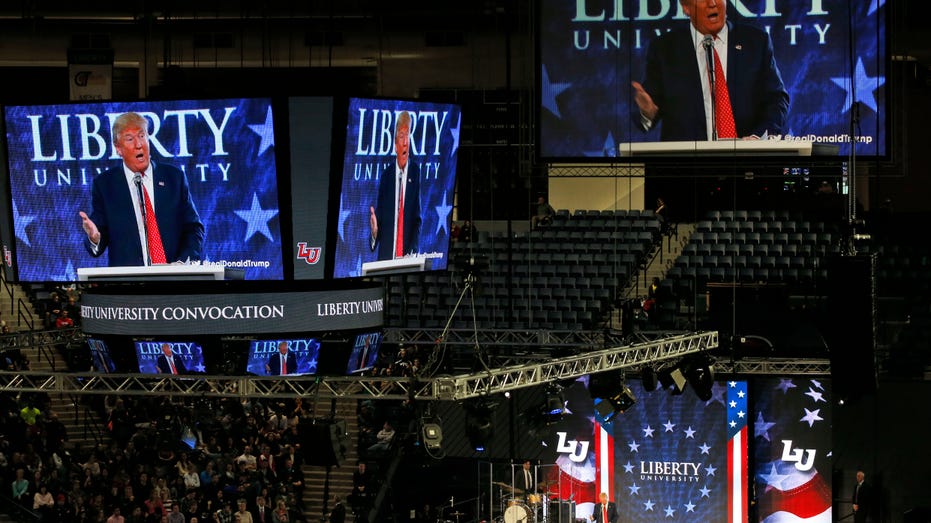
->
156;343;186;375
631;0;789;141
852;469;872;523
266;341;298;376
590;492;618;523
369;110;422;260
80;111;205;267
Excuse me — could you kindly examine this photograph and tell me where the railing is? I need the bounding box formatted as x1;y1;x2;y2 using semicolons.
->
0;271;35;331
0;492;42;522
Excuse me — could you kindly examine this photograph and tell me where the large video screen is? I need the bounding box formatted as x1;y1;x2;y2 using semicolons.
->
346;331;382;375
4;98;283;281
134;340;205;375
752;377;832;522
333;97;461;278
539;0;886;158
246;338;321;376
87;337;116;373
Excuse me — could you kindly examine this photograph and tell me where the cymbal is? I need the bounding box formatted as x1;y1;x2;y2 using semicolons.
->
492;481;524;493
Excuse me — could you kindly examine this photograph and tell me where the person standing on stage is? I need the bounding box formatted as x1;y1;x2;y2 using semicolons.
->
590;492;618;523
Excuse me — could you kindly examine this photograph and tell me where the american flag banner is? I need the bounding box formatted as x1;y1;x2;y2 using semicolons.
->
753;378;833;523
727;381;749;523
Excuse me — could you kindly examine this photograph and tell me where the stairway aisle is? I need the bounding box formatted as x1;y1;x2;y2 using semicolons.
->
303;396;360;520
25;338;108;453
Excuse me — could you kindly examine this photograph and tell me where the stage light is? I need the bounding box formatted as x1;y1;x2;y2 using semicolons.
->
544;385;566;417
642;367;659;391
464;400;496;452
589;371;637;423
684;355;716;402
422;422;443;450
658;365;687;395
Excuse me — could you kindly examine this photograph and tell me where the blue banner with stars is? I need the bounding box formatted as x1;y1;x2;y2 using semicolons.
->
613;380;735;522
4;98;282;281
333;97;460;279
540;0;886;158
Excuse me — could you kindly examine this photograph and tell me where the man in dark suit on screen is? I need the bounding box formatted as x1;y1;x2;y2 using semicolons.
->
266;341;298;376
79;111;205;267
369;110;422;261
156;343;186;375
631;0;789;141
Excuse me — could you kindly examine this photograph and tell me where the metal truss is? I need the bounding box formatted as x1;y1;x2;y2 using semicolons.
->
546;163;646;178
715;358;831;376
428;330;719;401
383;328;604;348
0;331;718;400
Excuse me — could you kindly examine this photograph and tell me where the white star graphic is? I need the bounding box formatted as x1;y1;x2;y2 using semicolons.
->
684;501;696;513
683;426;696;439
831;57;885;113
729;400;737;408
699;486;711;498
737;390;745;398
754;412;776;442
759;463;790;490
584;131;617;157
541;65;571;118
63;259;76;281
643;425;655;438
729;420;737;428
805;387;826;403
234;193;279;242
643;499;655;511
729;381;737;387
449;112;461;154
776;378;796;393
738;410;745;418
337;196;351;243
628;483;640;495
663;420;675;432
811;379;824;391
704;464;717;477
706;382;727;406
664;505;675;518
435;192;453;236
12;200;36;247
194;363;206;372
699;442;711;455
628;440;640;452
248;106;276;155
623;461;634;474
800;408;824;427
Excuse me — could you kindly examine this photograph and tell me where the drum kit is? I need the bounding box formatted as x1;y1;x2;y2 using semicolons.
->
491;481;564;523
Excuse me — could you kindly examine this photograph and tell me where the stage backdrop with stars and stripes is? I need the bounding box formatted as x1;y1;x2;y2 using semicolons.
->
4;98;283;281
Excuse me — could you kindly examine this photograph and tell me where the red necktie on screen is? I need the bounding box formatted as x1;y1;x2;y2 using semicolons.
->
281;358;287;375
711;38;737;139
395;174;405;258
168;357;177;375
140;174;167;264
603;505;607;522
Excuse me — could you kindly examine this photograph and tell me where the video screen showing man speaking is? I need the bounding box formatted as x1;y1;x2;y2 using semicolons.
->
333;98;461;279
4;98;283;281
